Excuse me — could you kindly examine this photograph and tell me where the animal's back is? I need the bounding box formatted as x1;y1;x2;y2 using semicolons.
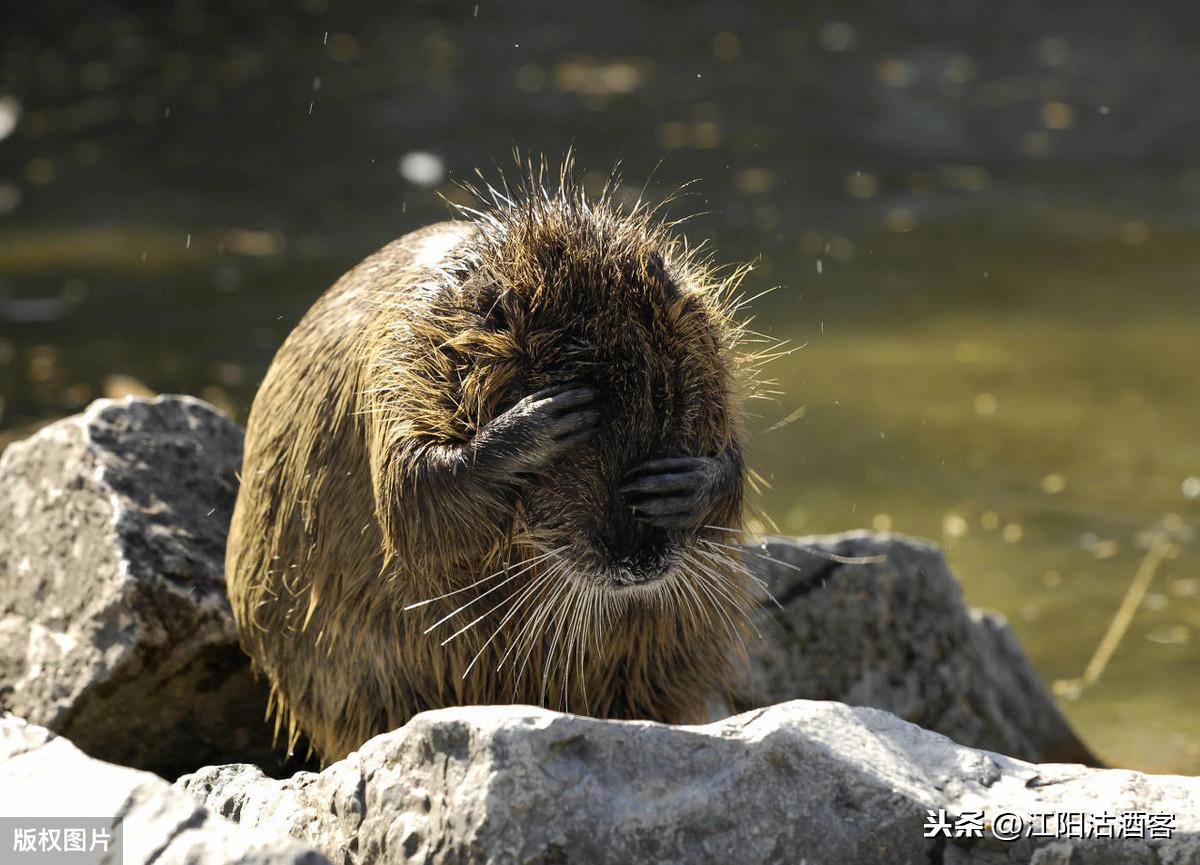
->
226;222;471;756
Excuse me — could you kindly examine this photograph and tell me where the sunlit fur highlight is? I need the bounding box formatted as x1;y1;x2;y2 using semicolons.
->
226;158;779;763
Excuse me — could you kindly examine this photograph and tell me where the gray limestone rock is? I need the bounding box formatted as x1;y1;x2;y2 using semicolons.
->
179;700;1199;865
0;712;329;865
0;395;295;777
732;532;1097;765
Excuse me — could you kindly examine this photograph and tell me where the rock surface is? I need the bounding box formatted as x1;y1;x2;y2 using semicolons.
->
0;712;329;865
180;700;1199;865
0;395;298;778
734;533;1096;765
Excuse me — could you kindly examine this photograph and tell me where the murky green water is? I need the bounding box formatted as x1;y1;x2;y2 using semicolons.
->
2;2;1197;772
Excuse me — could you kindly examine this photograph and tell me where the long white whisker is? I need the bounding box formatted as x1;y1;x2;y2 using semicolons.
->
672;571;700;628
577;582;596;714
696;544;785;613
683;553;738;634
560;584;584;712
680;575;702;623
404;546;562;610
461;567;556;678
516;568;574;696
689;553;758;621
440;586;520;647
700;533;886;568
684;552;758;652
502;561;571;697
422;549;561;634
442;558;556;647
541;570;579;706
495;564;562;673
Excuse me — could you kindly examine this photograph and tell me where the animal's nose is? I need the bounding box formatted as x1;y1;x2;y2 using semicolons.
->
605;500;668;566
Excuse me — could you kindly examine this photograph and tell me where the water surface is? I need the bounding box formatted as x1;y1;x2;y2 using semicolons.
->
2;0;1197;772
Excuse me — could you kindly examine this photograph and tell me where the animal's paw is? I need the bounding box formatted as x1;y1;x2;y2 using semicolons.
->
620;456;726;529
476;383;600;475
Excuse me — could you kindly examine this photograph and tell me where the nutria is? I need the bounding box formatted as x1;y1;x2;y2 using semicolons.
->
226;160;770;763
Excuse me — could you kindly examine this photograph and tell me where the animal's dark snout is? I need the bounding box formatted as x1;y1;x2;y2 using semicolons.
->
605;502;669;567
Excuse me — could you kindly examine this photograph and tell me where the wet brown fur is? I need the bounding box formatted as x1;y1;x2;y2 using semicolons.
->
226;159;774;763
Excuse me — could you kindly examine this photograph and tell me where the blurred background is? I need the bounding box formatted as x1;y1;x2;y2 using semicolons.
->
1;1;1197;772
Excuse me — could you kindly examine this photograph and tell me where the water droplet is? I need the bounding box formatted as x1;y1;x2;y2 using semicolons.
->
943;514;969;538
1041;473;1067;495
399;151;446;186
819;21;858;52
0;96;20;142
